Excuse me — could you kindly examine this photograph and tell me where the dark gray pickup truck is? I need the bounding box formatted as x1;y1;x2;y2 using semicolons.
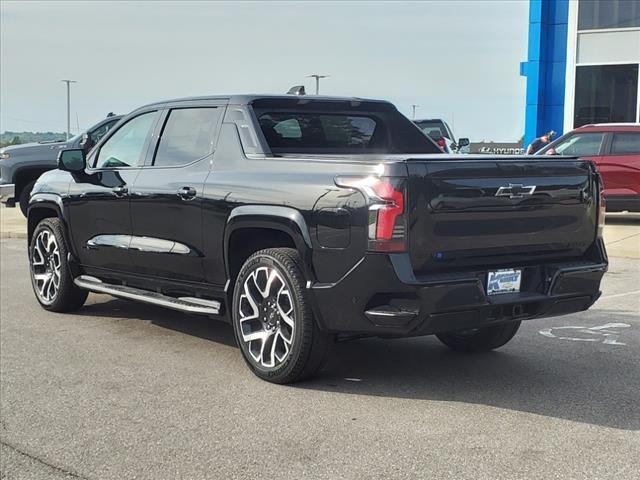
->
0;114;121;215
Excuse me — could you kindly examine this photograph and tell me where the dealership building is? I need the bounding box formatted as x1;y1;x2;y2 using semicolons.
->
521;0;640;145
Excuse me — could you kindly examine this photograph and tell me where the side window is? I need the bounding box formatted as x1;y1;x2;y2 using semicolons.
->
89;119;118;145
95;112;159;168
554;133;604;156
610;133;640;155
153;108;221;167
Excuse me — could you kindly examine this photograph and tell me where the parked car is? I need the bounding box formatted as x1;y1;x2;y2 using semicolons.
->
413;118;470;153
0;114;121;216
27;94;607;384
537;123;640;212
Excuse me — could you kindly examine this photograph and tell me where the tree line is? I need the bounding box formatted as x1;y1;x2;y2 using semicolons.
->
1;131;67;147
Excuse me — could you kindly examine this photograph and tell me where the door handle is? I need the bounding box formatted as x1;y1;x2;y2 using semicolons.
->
112;186;128;196
177;186;197;201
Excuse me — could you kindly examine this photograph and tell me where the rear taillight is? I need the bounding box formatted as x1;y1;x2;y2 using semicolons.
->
437;138;446;152
336;176;407;252
596;173;606;238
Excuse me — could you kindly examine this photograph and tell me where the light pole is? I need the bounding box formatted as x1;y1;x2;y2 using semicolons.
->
411;104;420;120
61;79;77;140
306;74;329;95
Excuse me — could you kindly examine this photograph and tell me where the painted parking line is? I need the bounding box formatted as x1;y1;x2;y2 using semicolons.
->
539;323;631;345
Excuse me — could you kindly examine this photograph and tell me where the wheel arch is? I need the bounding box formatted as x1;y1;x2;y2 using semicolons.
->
224;206;315;289
27;194;74;255
14;166;53;197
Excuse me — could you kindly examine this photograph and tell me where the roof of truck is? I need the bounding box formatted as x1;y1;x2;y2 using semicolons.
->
140;94;393;109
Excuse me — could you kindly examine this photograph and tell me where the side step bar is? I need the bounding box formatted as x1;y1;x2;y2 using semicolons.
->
74;276;221;315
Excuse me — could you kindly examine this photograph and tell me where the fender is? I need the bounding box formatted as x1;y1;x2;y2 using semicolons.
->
27;193;78;261
224;205;314;279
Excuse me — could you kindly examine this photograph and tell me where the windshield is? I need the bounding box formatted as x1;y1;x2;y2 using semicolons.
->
540;132;605;156
253;99;440;155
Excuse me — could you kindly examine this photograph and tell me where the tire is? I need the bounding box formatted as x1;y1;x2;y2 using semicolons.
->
19;180;36;217
436;321;521;353
29;217;88;312
232;248;331;384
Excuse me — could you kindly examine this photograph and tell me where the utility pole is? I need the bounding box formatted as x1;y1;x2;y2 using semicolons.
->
306;74;329;95
61;79;77;140
411;104;420;120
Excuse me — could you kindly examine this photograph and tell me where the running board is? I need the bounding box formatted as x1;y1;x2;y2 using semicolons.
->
74;276;221;315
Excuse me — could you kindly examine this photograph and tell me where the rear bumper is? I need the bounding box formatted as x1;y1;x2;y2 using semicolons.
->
605;195;640;213
310;239;608;336
0;182;15;204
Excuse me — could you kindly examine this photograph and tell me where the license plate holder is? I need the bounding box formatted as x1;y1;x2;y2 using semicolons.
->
487;269;522;295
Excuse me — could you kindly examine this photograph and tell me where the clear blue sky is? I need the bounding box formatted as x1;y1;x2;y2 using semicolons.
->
0;0;529;141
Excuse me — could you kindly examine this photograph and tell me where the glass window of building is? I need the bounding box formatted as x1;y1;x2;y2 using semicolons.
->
578;0;640;30
574;64;639;127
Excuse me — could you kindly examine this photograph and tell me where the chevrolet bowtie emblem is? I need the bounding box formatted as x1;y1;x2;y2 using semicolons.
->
495;183;536;199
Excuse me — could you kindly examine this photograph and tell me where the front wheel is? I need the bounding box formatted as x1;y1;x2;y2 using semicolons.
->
436;321;521;353
232;248;331;384
29;218;88;312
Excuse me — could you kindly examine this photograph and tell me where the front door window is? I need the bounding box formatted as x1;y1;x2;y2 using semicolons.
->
95;111;159;168
553;133;605;156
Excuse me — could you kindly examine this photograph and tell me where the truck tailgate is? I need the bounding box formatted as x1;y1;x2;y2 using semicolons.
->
406;158;598;274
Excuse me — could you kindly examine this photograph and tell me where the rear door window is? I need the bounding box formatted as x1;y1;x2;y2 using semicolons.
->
153;107;221;167
610;132;640;155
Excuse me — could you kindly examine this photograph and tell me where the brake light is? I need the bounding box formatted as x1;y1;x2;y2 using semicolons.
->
596;173;606;238
335;176;407;252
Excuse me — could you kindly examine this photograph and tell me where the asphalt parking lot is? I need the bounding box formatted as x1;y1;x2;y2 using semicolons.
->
1;225;639;479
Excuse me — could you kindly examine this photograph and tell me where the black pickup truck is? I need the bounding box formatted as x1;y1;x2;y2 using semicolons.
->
27;94;607;383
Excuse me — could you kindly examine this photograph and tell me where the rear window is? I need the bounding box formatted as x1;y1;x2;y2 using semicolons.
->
253;99;439;155
610;132;640;155
260;113;378;150
414;120;449;140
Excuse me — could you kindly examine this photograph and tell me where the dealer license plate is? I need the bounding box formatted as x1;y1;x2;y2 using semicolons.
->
487;269;522;295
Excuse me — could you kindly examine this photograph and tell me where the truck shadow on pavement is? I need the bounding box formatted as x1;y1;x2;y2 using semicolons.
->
78;297;238;348
78;297;637;431
303;314;639;431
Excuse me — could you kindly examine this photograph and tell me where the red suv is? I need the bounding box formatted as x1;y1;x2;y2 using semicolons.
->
537;123;640;212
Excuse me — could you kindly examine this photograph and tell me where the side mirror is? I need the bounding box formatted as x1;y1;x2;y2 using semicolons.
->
457;138;470;147
58;149;86;173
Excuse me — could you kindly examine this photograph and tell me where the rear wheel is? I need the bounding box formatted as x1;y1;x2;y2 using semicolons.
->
436;321;521;353
29;218;88;312
19;180;36;217
232;248;331;384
